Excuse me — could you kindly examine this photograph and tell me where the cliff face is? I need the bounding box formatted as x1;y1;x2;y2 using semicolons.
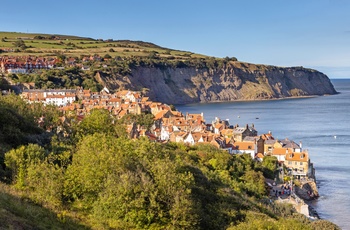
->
96;61;337;104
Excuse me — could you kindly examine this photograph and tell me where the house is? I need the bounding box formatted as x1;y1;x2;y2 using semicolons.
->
264;139;276;155
45;93;76;106
271;147;291;162
232;141;256;158
183;132;196;145
21;89;77;106
170;131;187;143
160;124;173;141
232;124;257;142
7;68;27;74
274;138;302;152
284;151;311;179
213;136;234;153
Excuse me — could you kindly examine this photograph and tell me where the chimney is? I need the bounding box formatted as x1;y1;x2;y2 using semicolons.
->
299;141;302;150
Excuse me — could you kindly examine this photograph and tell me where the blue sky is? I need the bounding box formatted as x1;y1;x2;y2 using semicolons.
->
1;0;350;78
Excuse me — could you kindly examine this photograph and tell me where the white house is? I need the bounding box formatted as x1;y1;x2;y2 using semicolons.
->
8;68;27;74
232;141;256;159
45;94;76;106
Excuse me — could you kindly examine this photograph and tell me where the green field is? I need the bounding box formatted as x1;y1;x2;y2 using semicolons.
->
0;31;209;60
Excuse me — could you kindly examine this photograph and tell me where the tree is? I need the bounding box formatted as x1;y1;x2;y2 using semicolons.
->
63;134;132;208
73;109;116;139
261;155;278;179
5;144;46;188
25;160;65;208
13;39;27;50
241;170;266;197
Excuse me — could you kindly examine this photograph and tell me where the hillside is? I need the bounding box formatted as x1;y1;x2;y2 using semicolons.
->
0;31;337;104
0;183;87;230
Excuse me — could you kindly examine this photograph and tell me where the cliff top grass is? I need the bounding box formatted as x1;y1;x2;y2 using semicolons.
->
0;31;209;60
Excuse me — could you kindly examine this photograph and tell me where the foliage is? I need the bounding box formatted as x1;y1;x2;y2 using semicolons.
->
261;155;278;179
5;144;46;189
31;67;102;91
13;39;27;50
0;96;338;229
73;109;117;140
227;211;312;230
310;219;341;230
241;170;266;198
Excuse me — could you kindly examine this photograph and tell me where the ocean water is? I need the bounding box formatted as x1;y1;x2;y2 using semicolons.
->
176;79;350;229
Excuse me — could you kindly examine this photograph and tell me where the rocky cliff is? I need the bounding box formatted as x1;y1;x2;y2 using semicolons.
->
95;61;337;104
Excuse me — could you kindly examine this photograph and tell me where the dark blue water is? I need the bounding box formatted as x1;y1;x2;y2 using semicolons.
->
176;79;350;229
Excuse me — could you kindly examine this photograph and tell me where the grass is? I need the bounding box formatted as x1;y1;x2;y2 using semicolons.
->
0;31;211;60
0;183;89;230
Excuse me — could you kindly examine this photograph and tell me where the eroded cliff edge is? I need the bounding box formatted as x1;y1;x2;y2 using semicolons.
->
96;61;337;104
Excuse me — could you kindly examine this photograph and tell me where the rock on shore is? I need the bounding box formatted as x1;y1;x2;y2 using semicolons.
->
295;180;319;201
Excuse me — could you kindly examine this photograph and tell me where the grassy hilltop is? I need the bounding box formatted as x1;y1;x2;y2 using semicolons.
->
0;31;208;59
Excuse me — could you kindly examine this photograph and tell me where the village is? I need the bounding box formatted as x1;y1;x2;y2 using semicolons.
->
0;55;103;74
19;86;315;182
0;54;321;220
0;54;316;182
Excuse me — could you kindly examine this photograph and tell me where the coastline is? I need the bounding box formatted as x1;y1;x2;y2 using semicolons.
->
175;94;334;106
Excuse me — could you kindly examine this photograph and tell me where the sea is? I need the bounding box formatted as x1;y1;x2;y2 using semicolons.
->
176;79;350;229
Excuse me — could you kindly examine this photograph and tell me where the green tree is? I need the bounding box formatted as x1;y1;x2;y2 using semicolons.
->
241;170;266;197
25;160;65;208
261;155;278;179
63;134;133;209
5;144;46;188
13;39;27;50
74;109;115;139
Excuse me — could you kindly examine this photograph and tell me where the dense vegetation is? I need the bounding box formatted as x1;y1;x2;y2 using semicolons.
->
0;94;340;229
6;67;103;92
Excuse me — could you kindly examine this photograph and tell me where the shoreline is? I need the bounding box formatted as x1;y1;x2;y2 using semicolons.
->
175;93;339;106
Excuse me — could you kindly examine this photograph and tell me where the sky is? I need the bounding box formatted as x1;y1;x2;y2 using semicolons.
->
1;0;350;79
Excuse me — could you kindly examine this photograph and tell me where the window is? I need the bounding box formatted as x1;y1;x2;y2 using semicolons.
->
288;161;292;165
300;162;303;165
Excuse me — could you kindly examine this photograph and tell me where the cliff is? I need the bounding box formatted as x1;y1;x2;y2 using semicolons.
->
95;61;337;104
